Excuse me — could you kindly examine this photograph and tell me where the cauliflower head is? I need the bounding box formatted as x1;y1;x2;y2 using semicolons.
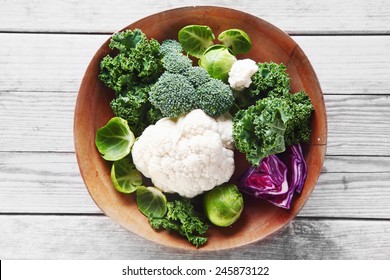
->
228;59;258;91
132;109;235;198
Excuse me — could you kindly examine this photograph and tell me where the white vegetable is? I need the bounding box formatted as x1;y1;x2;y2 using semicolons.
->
228;59;258;91
132;109;235;198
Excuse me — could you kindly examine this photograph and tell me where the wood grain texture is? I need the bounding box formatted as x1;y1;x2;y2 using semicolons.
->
1;92;389;155
1;152;389;218
0;215;388;259
0;0;389;34
0;34;389;94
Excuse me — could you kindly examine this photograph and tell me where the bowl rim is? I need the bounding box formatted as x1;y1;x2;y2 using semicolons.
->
74;5;327;251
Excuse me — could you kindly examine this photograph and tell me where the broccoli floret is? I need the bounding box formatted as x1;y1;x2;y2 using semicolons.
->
160;39;193;74
110;85;162;136
160;39;183;56
184;66;211;88
162;52;193;74
149;72;197;118
195;79;234;117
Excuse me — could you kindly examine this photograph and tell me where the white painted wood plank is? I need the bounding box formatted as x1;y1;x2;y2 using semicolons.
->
0;152;389;218
294;36;390;95
0;34;389;94
0;34;107;93
1;92;389;156
0;153;100;213
325;95;390;156
0;0;389;34
0;215;388;259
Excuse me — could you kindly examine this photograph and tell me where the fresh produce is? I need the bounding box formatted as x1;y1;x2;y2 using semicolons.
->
111;157;142;193
148;199;209;248
149;72;197;118
136;186;167;218
178;25;215;58
95;24;314;247
228;59;259;91
179;25;252;82
218;29;252;54
233;62;291;109
99;29;163;136
203;183;244;227
149;42;234;118
131;109;235;198
280;144;307;194
95;117;135;161
198;45;237;82
233;91;313;166
239;143;307;209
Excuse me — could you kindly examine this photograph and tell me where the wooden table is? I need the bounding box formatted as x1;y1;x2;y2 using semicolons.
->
1;0;389;259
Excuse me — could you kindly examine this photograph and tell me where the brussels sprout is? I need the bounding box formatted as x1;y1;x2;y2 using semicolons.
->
95;117;135;161
110;157;142;194
203;183;244;227
178;25;215;58
218;29;252;54
136;186;167;218
198;45;237;82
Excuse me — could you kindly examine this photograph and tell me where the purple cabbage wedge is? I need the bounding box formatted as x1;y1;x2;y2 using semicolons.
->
281;143;307;194
239;143;307;209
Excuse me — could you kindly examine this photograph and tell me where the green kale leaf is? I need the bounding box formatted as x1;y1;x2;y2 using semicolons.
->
148;199;209;248
233;92;313;166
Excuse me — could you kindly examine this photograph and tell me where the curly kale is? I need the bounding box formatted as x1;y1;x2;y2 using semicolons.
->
149;199;209;248
110;85;162;136
234;62;291;109
99;29;163;91
283;91;314;146
195;79;234;117
98;29;164;135
233;91;313;166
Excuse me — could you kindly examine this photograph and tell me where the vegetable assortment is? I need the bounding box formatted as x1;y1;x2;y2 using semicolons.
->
94;25;313;247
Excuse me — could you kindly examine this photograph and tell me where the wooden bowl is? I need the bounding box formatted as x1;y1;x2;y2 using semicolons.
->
74;6;327;251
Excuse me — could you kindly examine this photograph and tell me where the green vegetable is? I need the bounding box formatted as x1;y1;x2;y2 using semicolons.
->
149;69;234;118
136;186;167;218
233;92;313;165
282;91;314;147
183;66;211;88
99;29;163;136
203;183;244;227
218;29;252;54
195;79;234;117
162;52;193;74
149;199;209;247
111;157;142;193
160;39;183;56
95;117;135;161
198;45;237;82
178;25;215;58
149;72;197;118
109;85;160;136
236;62;291;108
99;29;163;92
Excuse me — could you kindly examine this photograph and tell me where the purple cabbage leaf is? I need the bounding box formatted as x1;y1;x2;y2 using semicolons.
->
239;143;307;209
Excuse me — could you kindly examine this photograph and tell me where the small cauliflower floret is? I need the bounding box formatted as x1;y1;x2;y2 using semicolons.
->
228;59;258;91
132;109;235;198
